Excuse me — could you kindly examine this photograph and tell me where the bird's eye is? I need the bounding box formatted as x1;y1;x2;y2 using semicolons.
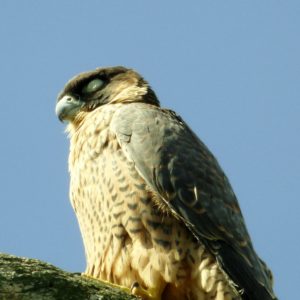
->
82;78;104;94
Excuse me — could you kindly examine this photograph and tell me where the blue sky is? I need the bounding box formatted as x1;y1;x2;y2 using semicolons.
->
0;1;299;298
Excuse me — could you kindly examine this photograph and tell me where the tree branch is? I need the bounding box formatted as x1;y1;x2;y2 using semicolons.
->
0;253;137;300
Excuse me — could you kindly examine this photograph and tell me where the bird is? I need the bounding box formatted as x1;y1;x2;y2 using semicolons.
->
56;66;277;300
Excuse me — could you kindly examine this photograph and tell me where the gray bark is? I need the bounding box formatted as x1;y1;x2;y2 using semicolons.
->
0;253;137;300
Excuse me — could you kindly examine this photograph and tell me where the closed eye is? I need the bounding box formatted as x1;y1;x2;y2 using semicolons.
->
82;78;105;94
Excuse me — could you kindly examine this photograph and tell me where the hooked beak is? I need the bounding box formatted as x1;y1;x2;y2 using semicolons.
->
55;95;84;122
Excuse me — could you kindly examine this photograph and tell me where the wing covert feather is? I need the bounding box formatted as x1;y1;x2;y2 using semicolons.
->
111;103;276;300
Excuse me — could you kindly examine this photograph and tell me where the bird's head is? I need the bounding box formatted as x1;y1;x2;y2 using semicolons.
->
55;66;159;123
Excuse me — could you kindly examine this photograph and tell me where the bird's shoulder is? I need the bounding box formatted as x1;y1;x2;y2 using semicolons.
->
110;102;188;138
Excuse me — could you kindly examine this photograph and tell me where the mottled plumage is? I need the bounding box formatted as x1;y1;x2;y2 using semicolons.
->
56;66;277;300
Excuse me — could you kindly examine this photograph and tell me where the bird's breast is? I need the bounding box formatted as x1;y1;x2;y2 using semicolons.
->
67;105;238;299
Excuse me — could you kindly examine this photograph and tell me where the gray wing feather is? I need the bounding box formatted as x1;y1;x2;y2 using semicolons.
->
111;103;276;300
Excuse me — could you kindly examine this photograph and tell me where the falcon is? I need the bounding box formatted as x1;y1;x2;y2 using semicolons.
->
56;66;277;300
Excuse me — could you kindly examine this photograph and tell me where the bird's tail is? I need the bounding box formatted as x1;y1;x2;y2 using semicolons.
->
214;241;277;300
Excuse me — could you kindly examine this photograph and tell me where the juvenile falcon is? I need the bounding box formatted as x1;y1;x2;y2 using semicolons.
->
56;66;277;300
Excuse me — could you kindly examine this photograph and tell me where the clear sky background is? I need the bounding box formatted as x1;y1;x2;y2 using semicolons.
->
0;1;299;299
